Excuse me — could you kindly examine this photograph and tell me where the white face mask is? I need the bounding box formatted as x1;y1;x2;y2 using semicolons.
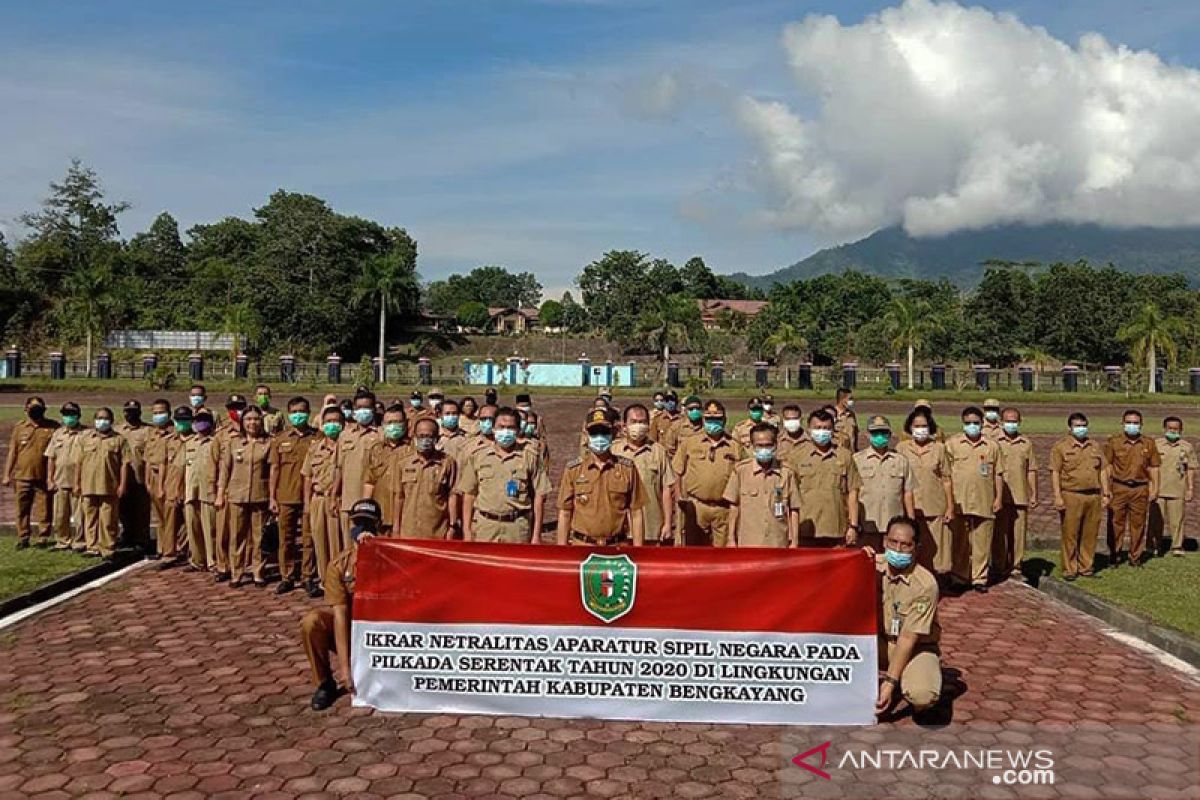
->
846;399;855;410
912;426;930;442
783;419;802;434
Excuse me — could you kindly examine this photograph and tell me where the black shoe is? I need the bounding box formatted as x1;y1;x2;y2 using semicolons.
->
230;577;245;588
145;552;161;561
1064;574;1077;582
182;564;200;573
972;584;989;594
254;579;268;588
306;580;324;599
34;540;51;549
214;572;230;583
158;559;177;571
310;680;340;711
276;579;296;595
15;540;29;550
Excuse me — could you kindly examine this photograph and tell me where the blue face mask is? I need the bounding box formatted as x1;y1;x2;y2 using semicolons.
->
1124;423;1141;437
703;420;725;436
1071;425;1089;440
94;418;112;433
441;415;459;431
665;401;677;413
1003;422;1020;436
963;422;982;438
653;400;665;410
753;447;775;464
884;549;914;570
152;412;171;427
410;398;422;408
189;395;204;408
478;418;494;436
810;429;833;446
353;408;374;425
495;428;518;447
588;434;613;454
522;422;537;437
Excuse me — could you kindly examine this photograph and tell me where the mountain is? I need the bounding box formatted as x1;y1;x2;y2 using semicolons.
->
728;223;1200;290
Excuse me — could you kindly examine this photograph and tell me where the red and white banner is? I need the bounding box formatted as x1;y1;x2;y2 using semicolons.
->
352;540;878;725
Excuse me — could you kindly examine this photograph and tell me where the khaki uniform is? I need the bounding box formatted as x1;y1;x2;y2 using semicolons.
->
612;439;675;543
300;547;355;687
672;434;743;547
77;430;131;558
1051;437;1107;578
1104;434;1161;564
776;431;808;462
785;442;860;542
853;449;917;544
944;434;1003;587
260;406;285;436
1152;437;1197;552
162;433;189;560
664;418;702;459
995;435;1038;574
732;418;760;450
835;408;858;452
396;449;457;539
144;427;181;558
270;427;316;583
115;421;153;552
181;433;218;569
459;443;552;543
438;429;471;465
301;437;342;580
219;434;272;581
337;426;381;539
649;413;680;449
45;427;84;549
896;439;953;574
6;418;57;544
209;427;242;574
459;416;479;436
723;459;799;547
558;454;646;545
878;557;942;711
981;421;1003;442
365;438;408;535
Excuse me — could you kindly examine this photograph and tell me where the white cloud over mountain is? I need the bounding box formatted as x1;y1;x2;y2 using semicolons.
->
737;0;1200;238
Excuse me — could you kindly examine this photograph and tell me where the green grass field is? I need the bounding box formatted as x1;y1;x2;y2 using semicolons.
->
1026;549;1200;638
0;537;93;603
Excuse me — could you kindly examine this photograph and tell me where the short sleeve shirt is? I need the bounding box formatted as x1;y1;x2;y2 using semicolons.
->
269;427;315;504
324;548;356;609
853;449;917;534
896;439;951;518
558;455;646;540
45;426;84;489
77;430;130;497
9;419;57;482
1050;437;1106;492
612;439;675;542
459;443;552;514
336;426;382;511
397;450;458;539
944;434;1003;519
722;459;799;547
1103;435;1161;483
672;434;743;504
785;442;861;539
996;435;1038;506
221;435;272;504
1155;438;1197;499
302;437;340;495
878;557;941;646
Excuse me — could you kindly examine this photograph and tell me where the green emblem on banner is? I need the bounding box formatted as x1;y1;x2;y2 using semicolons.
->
579;553;637;623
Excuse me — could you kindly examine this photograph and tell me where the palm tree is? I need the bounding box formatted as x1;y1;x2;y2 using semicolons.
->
59;262;122;377
763;322;808;363
636;294;705;376
1118;302;1184;394
218;302;263;368
882;297;941;389
353;251;416;376
1016;345;1055;391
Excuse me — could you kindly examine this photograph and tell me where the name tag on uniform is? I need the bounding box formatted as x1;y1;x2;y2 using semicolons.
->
890;616;901;636
773;487;785;519
978;463;991;476
506;479;519;498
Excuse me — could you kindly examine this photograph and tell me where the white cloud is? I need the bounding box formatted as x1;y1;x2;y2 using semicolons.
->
735;0;1200;238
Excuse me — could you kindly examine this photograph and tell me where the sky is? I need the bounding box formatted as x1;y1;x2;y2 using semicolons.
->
3;0;1200;297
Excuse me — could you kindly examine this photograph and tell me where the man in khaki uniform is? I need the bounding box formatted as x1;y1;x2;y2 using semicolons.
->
162;407;192;569
1051;413;1109;580
75;408;130;561
613;404;675;545
254;384;285;435
143;398;178;563
1104;409;1161;568
405;390;426;430
390;417;458;539
460;407;551;543
945;406;1004;593
1151;416;1195;557
206;395;246;578
869;516;942;718
651;391;665;424
271;398;316;594
437;398;470;465
776;404;807;461
337;390;382;546
558;409;646;546
834;387;859;452
897;408;955;578
302;406;344;593
182;409;218;573
665;394;704;458
45;403;84;551
363;404;411;537
732;397;765;450
216;405;272;587
981;399;1003;441
724;424;799;547
672;400;743;547
761;394;780;430
5;396;58;549
116;399;154;555
994;407;1038;579
649;391;681;449
786;408;861;546
854;415;917;549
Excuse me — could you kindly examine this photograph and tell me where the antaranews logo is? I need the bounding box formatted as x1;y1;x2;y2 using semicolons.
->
792;741;1055;786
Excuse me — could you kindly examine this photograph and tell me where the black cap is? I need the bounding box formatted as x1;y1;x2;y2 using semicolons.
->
665;391;678;401
195;409;214;423
410;390;422;399
349;498;382;522
225;393;247;409
123;399;141;411
585;408;612;432
61;402;81;415
515;393;531;405
173;406;194;421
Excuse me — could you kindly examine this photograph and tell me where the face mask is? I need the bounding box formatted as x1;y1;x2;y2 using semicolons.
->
429;398;442;409
653;400;665;411
228;409;241;424
763;404;773;413
28;406;45;420
62;414;79;428
415;436;435;453
686;408;702;423
911;426;930;442
353;408;374;425
495;428;518;447
626;422;650;441
350;523;377;543
1166;431;1182;442
174;420;192;433
94;419;112;432
1003;422;1020;436
869;432;890;449
384;422;406;441
289;412;309;427
985;411;1000;422
478;418;494;436
749;409;764;422
846;399;855;410
665;401;678;413
963;422;982;438
810;429;833;446
322;422;343;439
703;420;725;436
123;410;140;424
410;398;422;408
517;404;531;414
522;422;537;437
152;412;171;427
257;394;270;408
884;549;914;570
189;395;204;408
193;420;213;435
1124;423;1141;436
341;407;353;420
753;447;775;464
1071;425;1089;440
589;434;613;454
441;415;460;431
783;419;802;434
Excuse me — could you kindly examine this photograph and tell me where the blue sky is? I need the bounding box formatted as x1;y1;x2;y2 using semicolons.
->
2;0;1199;295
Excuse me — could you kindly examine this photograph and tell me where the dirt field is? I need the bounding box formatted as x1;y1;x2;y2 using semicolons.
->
1;391;1197;546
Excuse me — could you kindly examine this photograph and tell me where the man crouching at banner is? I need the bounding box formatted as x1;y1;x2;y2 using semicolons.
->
557;409;646;546
300;498;381;711
867;515;943;720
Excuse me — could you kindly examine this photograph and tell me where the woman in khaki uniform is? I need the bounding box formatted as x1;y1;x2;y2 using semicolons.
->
45;403;85;551
216;405;272;587
896;409;956;578
75;408;130;561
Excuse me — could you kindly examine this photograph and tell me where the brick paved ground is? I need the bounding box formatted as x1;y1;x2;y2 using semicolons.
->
2;566;1198;799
